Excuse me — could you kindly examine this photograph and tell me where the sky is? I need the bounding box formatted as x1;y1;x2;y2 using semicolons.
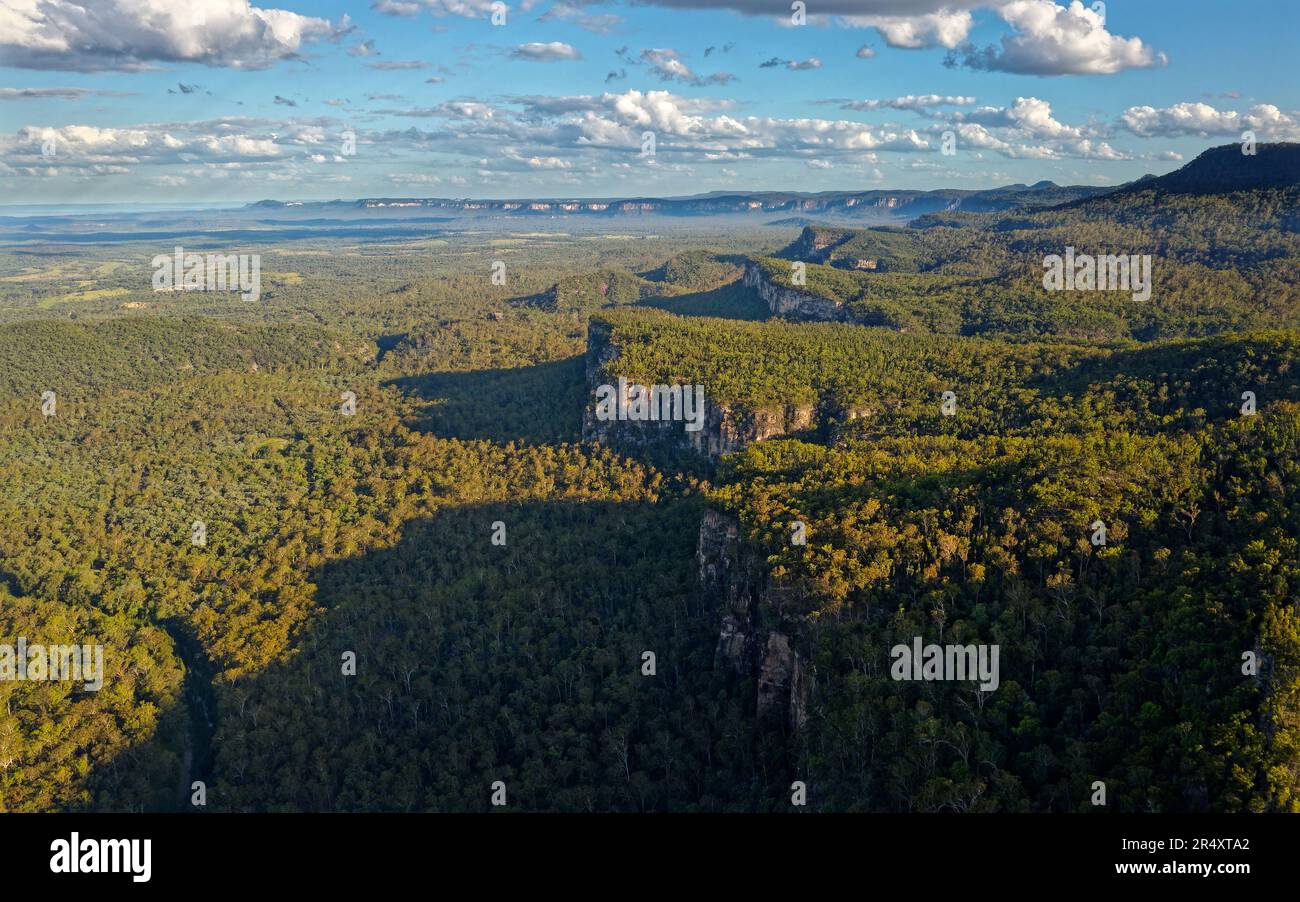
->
0;0;1297;203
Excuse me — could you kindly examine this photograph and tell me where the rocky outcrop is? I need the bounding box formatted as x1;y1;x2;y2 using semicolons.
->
698;510;758;675
794;227;851;262
743;262;845;322
692;402;815;457
583;322;815;459
698;511;810;734
757;634;809;732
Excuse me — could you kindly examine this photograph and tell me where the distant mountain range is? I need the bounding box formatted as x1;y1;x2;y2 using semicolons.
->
245;144;1300;223
246;181;1113;222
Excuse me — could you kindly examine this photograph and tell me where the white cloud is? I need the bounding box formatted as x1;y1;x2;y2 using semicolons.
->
510;42;582;62
0;116;359;176
938;96;1129;160
842;11;976;49
1120;102;1300;140
634;1;1164;76
1004;96;1083;138
0;0;339;71
953;0;1165;75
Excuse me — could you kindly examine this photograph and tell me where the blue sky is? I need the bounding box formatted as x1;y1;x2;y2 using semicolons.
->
1;0;1297;202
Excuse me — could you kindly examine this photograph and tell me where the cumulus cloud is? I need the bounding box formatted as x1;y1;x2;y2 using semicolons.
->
17;85;1287;191
0;0;339;71
842;10;976;49
935;96;1129;160
0;120;290;176
510;42;582;62
949;0;1166;75
393;89;931;165
338;88;934;187
630;1;1163;76
1119;102;1300;140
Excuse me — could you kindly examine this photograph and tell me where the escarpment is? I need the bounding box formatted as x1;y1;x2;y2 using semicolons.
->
582;321;816;459
697;510;810;734
743;262;846;322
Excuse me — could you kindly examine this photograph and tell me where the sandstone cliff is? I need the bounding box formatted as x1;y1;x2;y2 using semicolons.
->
697;510;810;734
582;321;816;459
743;262;845;322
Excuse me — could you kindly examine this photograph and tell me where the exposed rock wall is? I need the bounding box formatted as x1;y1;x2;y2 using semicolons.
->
743;262;845;322
697;511;810;734
583;322;815;459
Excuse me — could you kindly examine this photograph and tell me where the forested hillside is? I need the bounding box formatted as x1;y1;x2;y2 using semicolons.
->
2;144;1298;813
746;144;1300;340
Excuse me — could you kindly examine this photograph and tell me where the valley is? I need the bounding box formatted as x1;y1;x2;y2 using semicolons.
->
1;144;1299;813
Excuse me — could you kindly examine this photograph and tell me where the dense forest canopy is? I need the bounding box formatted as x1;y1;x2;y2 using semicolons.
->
2;144;1298;812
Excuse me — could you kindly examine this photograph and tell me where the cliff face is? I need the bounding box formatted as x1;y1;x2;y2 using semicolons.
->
743;262;845;322
583;322;815;459
697;511;810;734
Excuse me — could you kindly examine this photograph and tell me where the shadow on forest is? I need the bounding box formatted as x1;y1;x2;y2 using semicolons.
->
385;356;586;445
641;280;770;321
384;354;715;477
89;497;785;812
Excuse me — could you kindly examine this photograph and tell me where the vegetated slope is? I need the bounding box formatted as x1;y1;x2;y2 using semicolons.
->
641;249;743;291
713;411;1300;811
742;143;1300;340
5;163;1299;813
0;313;787;812
591;308;1300;440
590;308;1300;810
1096;141;1300;197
